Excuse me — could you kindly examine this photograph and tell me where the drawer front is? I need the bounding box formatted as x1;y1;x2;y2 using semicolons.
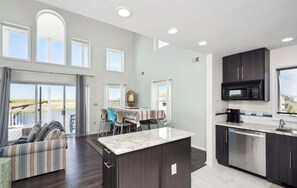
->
103;146;118;168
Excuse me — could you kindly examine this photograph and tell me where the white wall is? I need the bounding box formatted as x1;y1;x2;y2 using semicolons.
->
0;0;136;134
134;34;207;149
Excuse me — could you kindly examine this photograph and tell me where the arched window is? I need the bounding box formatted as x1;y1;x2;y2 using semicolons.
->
36;10;65;65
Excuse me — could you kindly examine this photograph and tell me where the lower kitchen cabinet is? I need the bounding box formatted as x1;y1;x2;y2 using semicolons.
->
102;138;191;188
216;125;229;166
267;133;297;187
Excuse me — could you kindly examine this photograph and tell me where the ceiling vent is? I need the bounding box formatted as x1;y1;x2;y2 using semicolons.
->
192;57;199;63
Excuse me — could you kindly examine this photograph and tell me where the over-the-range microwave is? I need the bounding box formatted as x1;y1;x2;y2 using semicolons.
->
222;80;264;100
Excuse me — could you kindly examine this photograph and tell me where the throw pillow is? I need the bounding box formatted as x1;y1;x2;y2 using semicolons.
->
44;129;61;140
35;123;49;141
27;122;42;142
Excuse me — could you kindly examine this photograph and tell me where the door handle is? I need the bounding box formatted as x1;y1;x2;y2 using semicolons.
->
289;151;292;169
241;67;243;80
104;162;112;169
229;129;265;138
104;148;111;154
225;130;228;143
237;67;239;80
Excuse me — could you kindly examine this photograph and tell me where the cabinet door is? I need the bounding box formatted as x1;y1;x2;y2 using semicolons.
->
103;159;117;188
241;48;265;81
266;134;281;182
281;142;297;187
216;125;229;165
223;54;241;83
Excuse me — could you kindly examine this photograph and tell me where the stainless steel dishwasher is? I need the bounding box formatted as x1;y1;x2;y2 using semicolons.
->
229;128;266;176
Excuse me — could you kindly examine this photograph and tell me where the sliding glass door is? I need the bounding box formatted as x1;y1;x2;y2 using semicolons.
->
9;83;76;142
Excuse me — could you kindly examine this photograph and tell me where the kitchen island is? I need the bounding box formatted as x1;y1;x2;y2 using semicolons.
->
98;127;194;188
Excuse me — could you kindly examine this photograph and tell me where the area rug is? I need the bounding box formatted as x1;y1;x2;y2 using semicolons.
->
85;135;206;172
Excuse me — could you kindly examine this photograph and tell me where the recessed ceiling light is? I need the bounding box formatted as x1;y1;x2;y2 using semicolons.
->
198;41;207;46
116;7;132;18
168;28;178;35
282;37;294;42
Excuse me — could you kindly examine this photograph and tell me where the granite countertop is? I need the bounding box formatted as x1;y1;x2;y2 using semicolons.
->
98;127;195;155
216;121;297;137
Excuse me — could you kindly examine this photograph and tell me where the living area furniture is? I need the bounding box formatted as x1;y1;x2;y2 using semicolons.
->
3;127;67;181
0;158;11;188
110;107;166;128
99;127;194;188
113;111;135;135
98;109;112;137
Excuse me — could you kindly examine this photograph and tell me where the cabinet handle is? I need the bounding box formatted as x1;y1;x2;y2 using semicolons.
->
104;162;112;169
237;67;239;80
241;67;243;80
290;151;292;169
225;130;228;143
104;148;111;154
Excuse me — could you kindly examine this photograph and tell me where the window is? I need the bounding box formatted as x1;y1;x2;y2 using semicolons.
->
36;10;65;65
154;39;170;50
105;84;126;108
106;49;124;72
71;39;90;68
2;23;29;60
151;80;172;123
278;67;297;115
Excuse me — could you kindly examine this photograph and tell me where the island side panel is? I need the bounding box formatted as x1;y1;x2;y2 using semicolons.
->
161;138;191;188
118;145;162;188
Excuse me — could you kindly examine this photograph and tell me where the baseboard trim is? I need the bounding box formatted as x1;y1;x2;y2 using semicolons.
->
191;144;206;151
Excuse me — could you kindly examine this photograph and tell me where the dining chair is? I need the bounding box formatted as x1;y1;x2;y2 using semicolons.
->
113;111;134;135
97;109;112;138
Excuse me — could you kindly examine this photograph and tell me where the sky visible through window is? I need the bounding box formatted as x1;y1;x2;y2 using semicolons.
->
108;87;121;100
3;27;28;59
107;50;123;72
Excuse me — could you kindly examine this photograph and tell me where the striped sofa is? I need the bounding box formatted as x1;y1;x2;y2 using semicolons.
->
3;129;67;181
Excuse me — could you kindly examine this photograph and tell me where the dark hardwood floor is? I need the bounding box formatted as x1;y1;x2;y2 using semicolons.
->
12;136;206;188
12;137;103;188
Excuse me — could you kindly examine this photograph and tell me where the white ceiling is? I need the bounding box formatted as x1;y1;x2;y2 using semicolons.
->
38;0;297;56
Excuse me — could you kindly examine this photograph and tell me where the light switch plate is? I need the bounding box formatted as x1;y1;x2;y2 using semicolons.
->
171;163;177;175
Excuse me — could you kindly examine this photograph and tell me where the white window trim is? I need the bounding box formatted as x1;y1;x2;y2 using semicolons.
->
35;10;67;66
154;39;170;51
106;48;124;73
104;83;126;108
0;21;31;62
71;38;91;69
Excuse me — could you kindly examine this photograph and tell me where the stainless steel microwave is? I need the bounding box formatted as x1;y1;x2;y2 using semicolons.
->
222;80;264;100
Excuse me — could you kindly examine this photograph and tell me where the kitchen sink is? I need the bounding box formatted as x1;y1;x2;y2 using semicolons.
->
275;128;297;134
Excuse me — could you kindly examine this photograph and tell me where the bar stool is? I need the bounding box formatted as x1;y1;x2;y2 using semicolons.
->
113;111;135;135
97;109;111;138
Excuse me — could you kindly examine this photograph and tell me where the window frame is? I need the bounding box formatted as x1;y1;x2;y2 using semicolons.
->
104;84;126;108
1;22;31;62
35;10;66;66
106;48;124;73
71;38;91;69
276;66;297;117
154;39;170;51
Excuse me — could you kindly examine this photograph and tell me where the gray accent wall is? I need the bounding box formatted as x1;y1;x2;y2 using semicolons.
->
134;34;207;149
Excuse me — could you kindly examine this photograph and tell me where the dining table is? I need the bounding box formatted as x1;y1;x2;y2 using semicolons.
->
110;107;166;128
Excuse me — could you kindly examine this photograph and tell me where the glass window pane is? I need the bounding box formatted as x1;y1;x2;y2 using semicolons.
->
71;40;89;68
2;25;29;60
107;49;124;72
51;39;64;65
279;68;297;113
108;87;121;107
37;37;49;62
36;12;65;65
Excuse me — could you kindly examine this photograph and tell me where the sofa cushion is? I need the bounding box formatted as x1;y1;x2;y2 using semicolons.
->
44;129;61;140
27;122;42;142
42;121;65;139
35;123;49;141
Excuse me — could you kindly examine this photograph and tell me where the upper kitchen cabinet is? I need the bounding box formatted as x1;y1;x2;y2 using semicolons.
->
222;48;270;83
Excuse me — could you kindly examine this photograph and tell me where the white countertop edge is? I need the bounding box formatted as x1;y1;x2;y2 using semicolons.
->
216;121;297;137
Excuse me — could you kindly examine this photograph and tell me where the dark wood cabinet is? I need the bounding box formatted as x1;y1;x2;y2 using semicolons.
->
103;138;191;188
223;48;270;83
223;54;241;83
216;125;229;166
267;133;297;187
